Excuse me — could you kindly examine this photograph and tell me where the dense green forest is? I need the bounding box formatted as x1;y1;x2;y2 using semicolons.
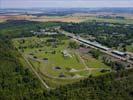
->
0;20;133;100
0;39;47;99
53;69;133;100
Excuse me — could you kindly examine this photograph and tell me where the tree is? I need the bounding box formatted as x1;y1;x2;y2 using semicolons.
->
69;41;79;49
89;49;101;59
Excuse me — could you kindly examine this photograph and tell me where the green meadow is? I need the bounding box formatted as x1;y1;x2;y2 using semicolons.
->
13;35;111;88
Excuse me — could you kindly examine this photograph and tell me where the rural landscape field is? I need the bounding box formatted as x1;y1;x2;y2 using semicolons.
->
1;12;133;24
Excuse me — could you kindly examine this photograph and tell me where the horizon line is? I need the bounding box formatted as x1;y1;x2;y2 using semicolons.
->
1;7;133;9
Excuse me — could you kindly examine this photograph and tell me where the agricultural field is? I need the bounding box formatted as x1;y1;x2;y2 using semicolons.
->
12;35;111;88
30;16;86;23
1;13;133;24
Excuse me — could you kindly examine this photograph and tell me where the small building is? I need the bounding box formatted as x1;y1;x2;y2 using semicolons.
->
78;37;110;51
111;50;127;57
62;50;72;58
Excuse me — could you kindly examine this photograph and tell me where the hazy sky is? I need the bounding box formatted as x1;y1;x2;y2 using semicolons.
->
1;0;133;8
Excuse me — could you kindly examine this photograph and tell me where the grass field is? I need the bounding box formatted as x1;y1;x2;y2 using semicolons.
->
12;35;111;88
82;55;110;68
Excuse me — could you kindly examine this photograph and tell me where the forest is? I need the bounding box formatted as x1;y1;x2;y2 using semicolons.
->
0;20;133;100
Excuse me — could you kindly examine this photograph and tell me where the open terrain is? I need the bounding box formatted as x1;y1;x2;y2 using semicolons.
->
12;35;111;88
0;18;132;99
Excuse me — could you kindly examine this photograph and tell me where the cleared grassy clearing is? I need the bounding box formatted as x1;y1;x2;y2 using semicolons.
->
82;55;110;68
13;36;111;87
28;59;83;88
